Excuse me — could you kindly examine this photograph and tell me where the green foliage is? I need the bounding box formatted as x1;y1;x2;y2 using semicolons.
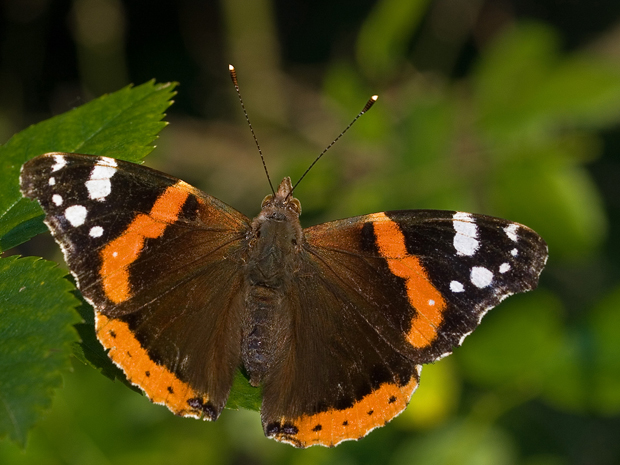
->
0;256;80;446
0;81;194;447
0;80;176;252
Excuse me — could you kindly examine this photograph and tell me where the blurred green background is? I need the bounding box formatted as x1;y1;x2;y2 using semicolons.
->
2;0;620;463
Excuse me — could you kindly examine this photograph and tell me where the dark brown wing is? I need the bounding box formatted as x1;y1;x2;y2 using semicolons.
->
20;153;251;419
261;210;547;447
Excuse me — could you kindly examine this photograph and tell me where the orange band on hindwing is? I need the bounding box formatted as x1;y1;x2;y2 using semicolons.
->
100;182;191;303
368;213;446;348
271;370;419;448
95;313;208;418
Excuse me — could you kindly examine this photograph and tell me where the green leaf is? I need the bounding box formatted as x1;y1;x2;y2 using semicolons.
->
225;371;261;412
0;80;176;252
0;80;197;441
0;256;81;446
0;199;46;252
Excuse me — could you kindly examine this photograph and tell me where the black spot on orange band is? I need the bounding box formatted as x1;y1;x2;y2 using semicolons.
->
367;213;447;348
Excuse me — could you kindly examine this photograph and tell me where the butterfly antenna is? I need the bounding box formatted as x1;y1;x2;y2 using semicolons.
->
289;95;378;198
229;64;275;195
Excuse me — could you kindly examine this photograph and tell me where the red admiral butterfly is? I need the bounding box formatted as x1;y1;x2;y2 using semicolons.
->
19;74;547;448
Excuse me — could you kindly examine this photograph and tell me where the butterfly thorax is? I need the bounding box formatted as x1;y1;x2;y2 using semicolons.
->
242;177;303;386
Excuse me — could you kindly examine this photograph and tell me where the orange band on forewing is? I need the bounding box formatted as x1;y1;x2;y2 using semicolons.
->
96;313;207;418
100;182;191;303
275;372;419;448
367;213;446;348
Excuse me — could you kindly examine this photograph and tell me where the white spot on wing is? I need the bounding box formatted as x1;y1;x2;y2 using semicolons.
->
504;223;519;242
92;164;117;179
428;299;435;306
499;263;511;273
86;160;117;201
64;205;87;227
471;266;493;288
51;155;66;172
511;248;518;256
89;226;104;238
453;212;479;256
450;281;464;293
85;179;111;200
52;194;63;206
49;177;56;186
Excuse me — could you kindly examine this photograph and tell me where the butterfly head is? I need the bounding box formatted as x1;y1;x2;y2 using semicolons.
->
251;177;304;267
260;177;302;217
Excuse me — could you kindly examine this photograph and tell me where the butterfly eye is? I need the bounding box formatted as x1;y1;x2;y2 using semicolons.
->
291;238;297;245
289;198;301;215
261;194;273;208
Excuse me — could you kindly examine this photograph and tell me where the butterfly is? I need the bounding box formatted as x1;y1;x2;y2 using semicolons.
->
19;148;547;448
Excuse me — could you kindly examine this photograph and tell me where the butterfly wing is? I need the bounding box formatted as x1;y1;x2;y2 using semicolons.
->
20;153;251;419
261;210;547;447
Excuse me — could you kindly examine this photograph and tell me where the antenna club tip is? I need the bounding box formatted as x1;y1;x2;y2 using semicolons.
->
229;64;238;85
362;95;378;113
